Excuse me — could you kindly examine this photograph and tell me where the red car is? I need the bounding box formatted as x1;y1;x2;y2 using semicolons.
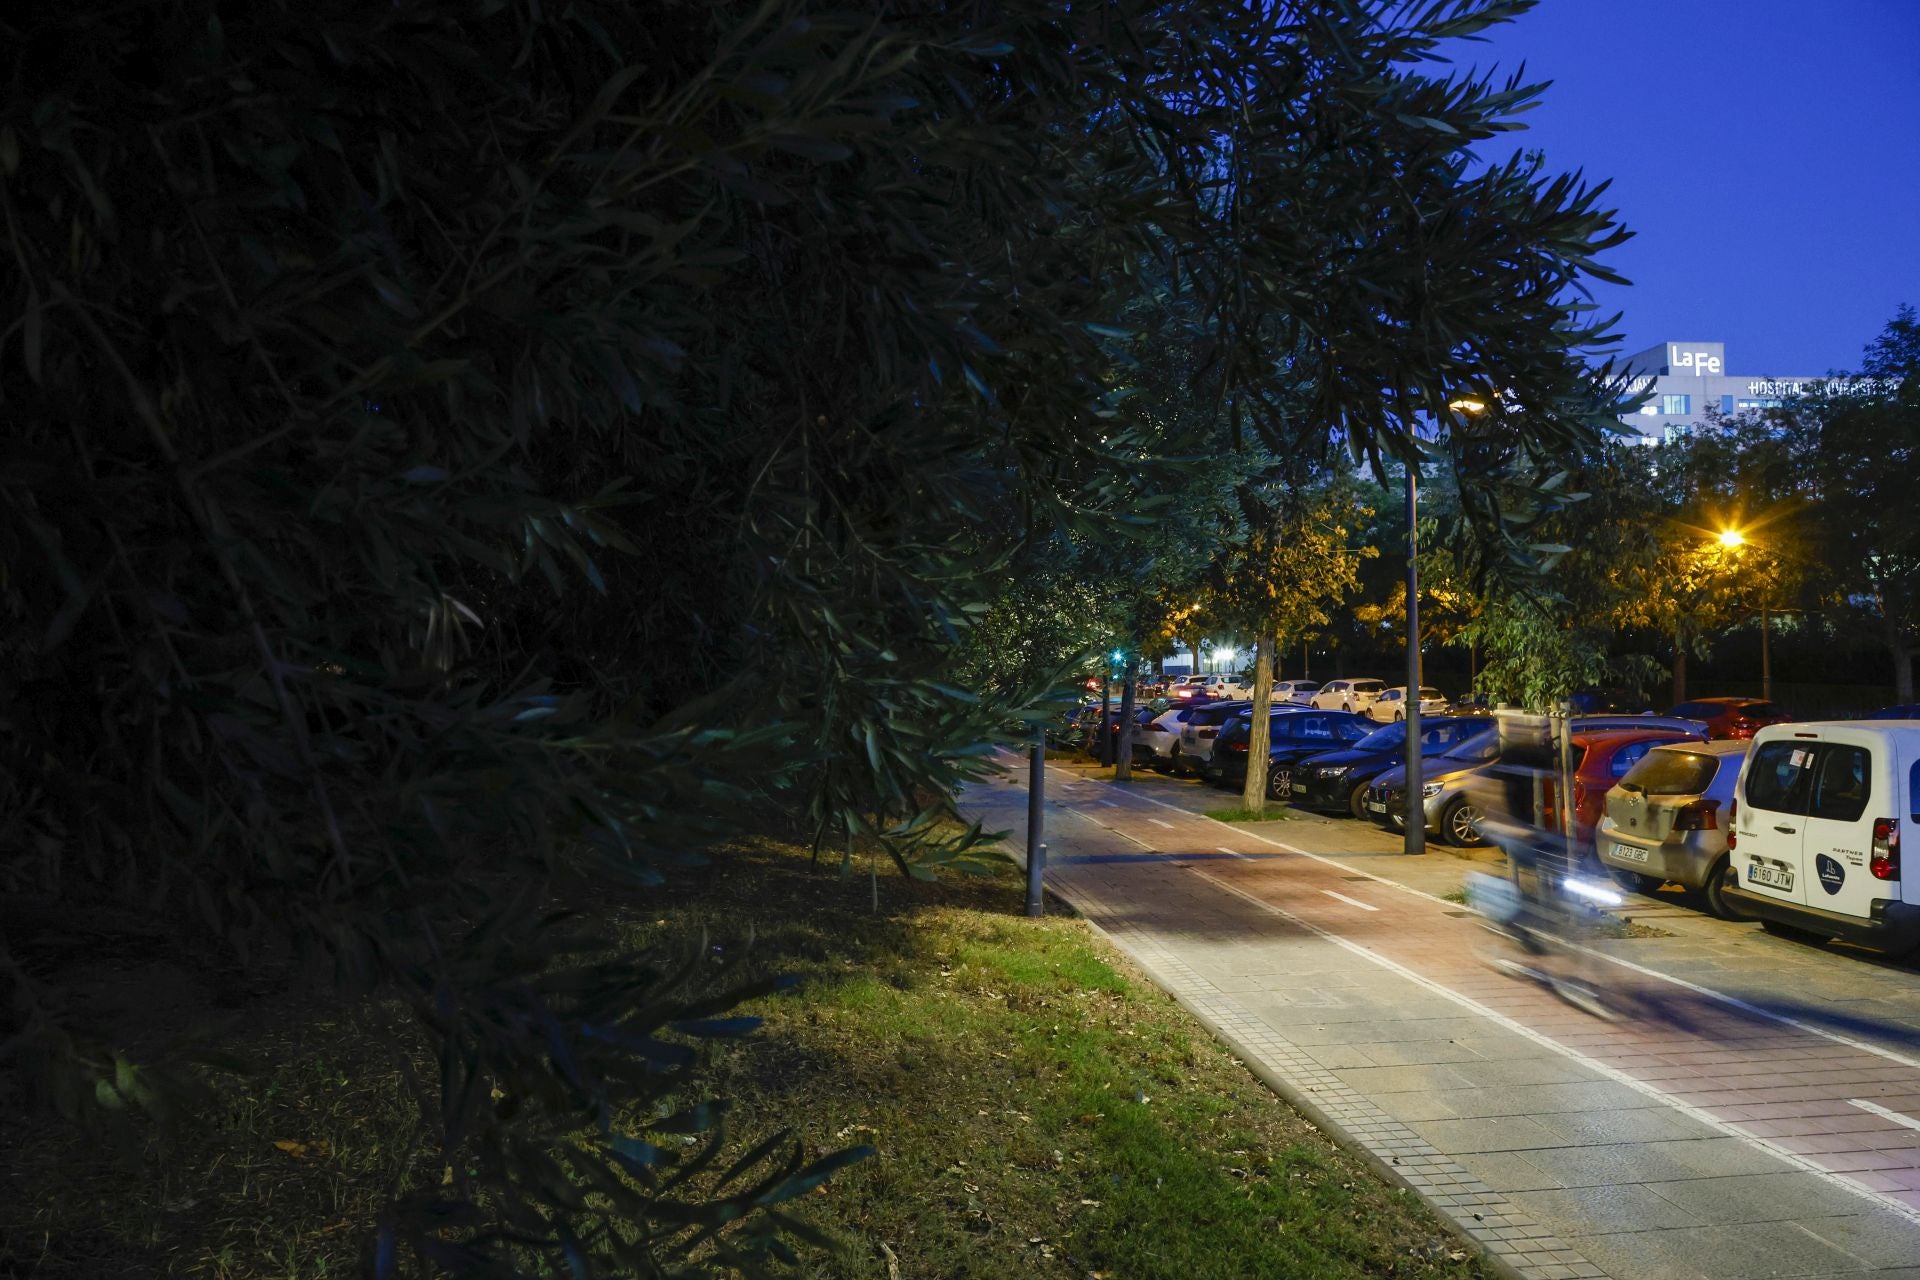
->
1665;697;1792;740
1565;728;1708;846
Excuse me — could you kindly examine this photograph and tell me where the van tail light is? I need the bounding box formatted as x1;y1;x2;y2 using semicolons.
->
1671;798;1719;831
1727;798;1737;849
1871;819;1900;880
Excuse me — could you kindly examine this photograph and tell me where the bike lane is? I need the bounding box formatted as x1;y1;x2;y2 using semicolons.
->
965;756;1920;1280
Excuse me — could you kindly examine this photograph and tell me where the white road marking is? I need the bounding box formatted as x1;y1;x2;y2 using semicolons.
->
1187;864;1920;1226
1063;766;1920;1075
1851;1099;1920;1132
1148;818;1175;829
1320;889;1378;912
1218;847;1249;860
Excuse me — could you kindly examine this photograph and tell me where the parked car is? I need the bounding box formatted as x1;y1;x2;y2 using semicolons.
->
1087;706;1159;764
1291;716;1496;818
1309;678;1387;714
1172;701;1253;774
1366;686;1451;723
1720;721;1920;954
1596;739;1752;917
1367;715;1712;848
1363;726;1505;845
1169;676;1215;702
1246;711;1376;799
1665;697;1793;740
1566;728;1710;852
1272;680;1321;705
1200;705;1318;788
1135;707;1196;771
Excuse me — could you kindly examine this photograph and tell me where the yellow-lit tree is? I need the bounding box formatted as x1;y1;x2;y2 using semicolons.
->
1205;480;1376;812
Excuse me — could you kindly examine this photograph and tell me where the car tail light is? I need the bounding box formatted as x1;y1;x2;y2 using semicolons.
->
1727;798;1737;849
1872;818;1900;880
1229;742;1247;753
1671;798;1719;831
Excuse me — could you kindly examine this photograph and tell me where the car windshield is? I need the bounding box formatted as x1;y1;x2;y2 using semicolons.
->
1355;723;1405;752
1419;687;1442;699
1621;748;1721;796
1740;702;1783;718
1444;728;1502;763
1353;681;1384;691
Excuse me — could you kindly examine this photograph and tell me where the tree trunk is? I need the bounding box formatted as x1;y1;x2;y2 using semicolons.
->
1096;678;1112;763
1241;634;1276;814
1114;657;1138;781
1890;628;1915;704
1671;633;1688;706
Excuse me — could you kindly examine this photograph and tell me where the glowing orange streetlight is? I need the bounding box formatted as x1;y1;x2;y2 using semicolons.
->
1718;528;1747;548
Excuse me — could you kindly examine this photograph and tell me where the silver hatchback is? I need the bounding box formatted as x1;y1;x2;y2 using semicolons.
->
1596;739;1750;918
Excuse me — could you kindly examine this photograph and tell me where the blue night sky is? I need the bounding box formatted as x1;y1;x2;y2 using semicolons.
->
1449;0;1920;376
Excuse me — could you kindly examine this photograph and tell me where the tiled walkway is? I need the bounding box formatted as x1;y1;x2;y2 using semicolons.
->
962;755;1920;1280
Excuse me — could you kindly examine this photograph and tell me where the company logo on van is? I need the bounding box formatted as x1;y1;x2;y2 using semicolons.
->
1815;854;1846;895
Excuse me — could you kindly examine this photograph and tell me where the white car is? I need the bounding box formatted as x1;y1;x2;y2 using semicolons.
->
1309;678;1386;714
1272;680;1320;706
1136;707;1194;771
1721;721;1920;953
1367;686;1451;723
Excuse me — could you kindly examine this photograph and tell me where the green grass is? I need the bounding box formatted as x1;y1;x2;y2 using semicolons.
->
1205;805;1299;823
2;835;1490;1280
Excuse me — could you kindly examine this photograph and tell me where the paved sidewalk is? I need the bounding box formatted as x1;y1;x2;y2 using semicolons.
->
962;754;1920;1280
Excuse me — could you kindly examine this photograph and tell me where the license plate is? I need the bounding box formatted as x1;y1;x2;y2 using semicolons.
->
1610;842;1649;864
1292;783;1307;794
1367;801;1387;814
1747;863;1795;891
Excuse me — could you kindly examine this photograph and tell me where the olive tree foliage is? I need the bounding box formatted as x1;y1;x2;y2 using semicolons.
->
2;0;1630;1271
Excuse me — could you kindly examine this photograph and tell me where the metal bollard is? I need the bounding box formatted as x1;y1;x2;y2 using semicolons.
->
1026;842;1047;918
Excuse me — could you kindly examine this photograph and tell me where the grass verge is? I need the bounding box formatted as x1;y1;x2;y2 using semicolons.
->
3;834;1490;1280
1203;806;1299;823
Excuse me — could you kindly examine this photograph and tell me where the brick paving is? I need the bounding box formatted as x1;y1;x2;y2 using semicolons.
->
965;755;1920;1279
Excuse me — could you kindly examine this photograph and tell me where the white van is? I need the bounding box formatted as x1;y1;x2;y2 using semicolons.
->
1722;721;1920;953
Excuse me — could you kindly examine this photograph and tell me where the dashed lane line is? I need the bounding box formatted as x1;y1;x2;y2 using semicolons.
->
1320;889;1379;912
1851;1098;1920;1132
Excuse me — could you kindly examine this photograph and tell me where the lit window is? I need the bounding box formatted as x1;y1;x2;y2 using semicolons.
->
1720;395;1735;414
1735;398;1783;410
1638;402;1659;415
1661;394;1692;415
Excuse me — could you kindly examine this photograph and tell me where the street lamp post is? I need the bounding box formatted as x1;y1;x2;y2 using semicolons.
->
1403;461;1423;857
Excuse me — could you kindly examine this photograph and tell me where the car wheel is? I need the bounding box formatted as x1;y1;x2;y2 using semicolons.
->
1168;744;1185;776
1394;711;1404;722
1266;767;1291;802
1699;855;1746;920
1347;782;1372;821
1439;797;1488;848
1343;699;1353;713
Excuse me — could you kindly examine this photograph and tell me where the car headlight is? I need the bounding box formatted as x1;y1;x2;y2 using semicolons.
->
1421;782;1444;798
1321;765;1349;778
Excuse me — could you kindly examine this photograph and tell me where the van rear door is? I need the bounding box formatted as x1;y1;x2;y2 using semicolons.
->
1738;738;1815;906
1799;732;1888;919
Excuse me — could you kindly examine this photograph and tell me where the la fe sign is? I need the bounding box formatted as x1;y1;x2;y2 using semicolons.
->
1669;344;1722;375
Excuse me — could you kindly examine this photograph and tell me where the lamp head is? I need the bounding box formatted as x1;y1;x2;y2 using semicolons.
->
1718;528;1746;548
